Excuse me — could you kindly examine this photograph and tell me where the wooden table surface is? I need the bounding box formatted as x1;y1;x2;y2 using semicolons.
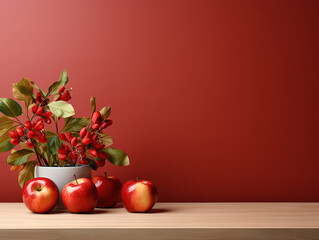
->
0;203;318;240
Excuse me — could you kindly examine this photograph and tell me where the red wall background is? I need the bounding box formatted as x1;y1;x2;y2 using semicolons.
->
0;0;318;202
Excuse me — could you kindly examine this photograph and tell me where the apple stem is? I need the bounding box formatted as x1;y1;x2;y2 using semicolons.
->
74;174;79;185
104;172;107;178
136;177;139;182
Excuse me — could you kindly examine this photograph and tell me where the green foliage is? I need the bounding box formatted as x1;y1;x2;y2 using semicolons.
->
98;132;113;147
88;159;98;170
0;98;22;117
90;96;96;116
48;135;60;155
47;100;75;118
31;81;46;97
103;147;129;166
100;106;111;120
44;129;57;142
12;78;34;109
62;117;90;132
7;149;35;166
0;116;14;131
0;126;16;152
47;69;68;96
18;161;36;188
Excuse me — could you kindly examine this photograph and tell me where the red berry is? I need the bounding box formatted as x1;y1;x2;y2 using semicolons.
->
97;151;108;160
34;123;44;131
58;146;69;154
36;92;42;103
105;120;113;127
81;137;91;145
99;122;107;129
91;134;98;142
36;106;44;116
9;131;19;139
85;132;93;139
26;139;34;148
70;151;77;160
58;133;68;141
44;111;52;118
91;111;101;124
88;149;98;158
16;127;25;137
92;124;100;130
27;130;36;139
24;121;32;130
44;118;52;124
37;134;47;143
31;105;38;113
66;132;73;141
78;159;85;165
93;142;105;150
71;137;78;146
61;91;71;101
59;154;68;161
59;86;66;95
75;143;84;149
36;119;44;124
96;160;105;167
10;138;20;145
79;127;87;138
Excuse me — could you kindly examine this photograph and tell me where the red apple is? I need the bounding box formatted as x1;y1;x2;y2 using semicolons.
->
121;178;157;213
92;172;122;208
62;176;98;213
22;177;59;213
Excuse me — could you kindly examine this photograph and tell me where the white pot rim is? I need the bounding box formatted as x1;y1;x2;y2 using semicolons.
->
35;165;91;168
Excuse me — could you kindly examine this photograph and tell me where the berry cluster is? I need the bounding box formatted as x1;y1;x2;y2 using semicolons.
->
58;111;112;166
31;92;52;124
56;86;71;101
9;118;47;148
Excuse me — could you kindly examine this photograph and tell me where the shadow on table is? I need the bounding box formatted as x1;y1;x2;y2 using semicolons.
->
48;209;109;214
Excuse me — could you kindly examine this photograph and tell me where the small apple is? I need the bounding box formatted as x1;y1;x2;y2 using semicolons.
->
22;177;59;213
121;178;157;213
62;175;98;213
92;172;122;208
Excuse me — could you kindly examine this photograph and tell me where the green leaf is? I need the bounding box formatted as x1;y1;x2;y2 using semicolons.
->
88;158;98;170
62;117;90;132
0;125;16;152
0;98;22;117
98;132;113;147
90;96;96;116
100;106;111;120
47;100;75;118
31;81;46;97
47;69;68;96
48;135;60;155
44;129;57;142
18;161;36;188
12;78;34;109
103;147;129;166
0;116;14;131
37;144;56;166
7;149;35;166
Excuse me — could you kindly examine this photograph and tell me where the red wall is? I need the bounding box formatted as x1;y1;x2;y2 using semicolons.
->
0;0;318;202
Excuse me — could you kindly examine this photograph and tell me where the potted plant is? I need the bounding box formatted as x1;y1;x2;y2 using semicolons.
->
0;70;129;206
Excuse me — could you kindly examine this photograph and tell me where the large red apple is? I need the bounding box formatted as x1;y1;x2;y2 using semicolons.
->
62;176;98;213
121;178;157;213
92;173;122;208
22;177;59;213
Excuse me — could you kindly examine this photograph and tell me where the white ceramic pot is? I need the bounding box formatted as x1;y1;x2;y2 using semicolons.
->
34;165;92;208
